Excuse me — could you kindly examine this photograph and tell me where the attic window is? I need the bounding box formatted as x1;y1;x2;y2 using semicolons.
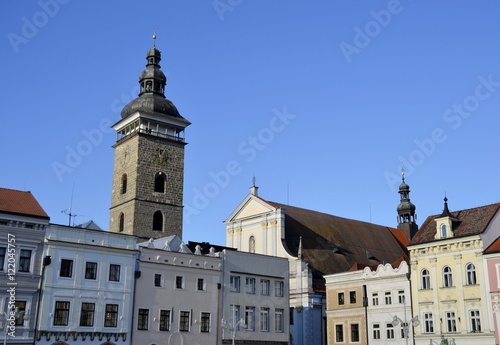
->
440;224;447;238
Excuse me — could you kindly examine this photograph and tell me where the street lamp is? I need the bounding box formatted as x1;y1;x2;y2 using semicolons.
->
221;306;246;345
392;313;420;345
0;308;28;345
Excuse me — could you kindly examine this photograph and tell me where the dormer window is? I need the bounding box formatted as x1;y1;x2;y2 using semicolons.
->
441;224;447;238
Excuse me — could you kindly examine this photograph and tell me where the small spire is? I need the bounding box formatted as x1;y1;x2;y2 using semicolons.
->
252;176;256;187
298;236;303;259
250;176;259;196
152;29;157;47
401;164;405;182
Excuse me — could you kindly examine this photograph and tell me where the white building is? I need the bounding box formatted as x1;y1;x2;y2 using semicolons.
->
35;224;138;345
133;236;222;345
221;249;289;345
0;188;50;345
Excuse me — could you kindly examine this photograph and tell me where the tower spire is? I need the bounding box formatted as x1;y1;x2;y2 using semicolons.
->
396;168;418;239
152;29;156;47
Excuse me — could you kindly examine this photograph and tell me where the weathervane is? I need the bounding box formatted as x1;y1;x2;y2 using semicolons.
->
153;29;157;47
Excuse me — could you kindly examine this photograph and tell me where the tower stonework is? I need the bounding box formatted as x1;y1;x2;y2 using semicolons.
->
109;43;190;239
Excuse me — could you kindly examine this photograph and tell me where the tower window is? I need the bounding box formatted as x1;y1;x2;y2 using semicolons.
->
154;172;166;193
121;174;127;194
119;213;124;232
441;224;447;237
153;211;163;231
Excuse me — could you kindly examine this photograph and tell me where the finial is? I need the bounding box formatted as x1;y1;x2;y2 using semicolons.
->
401;164;405;181
252;176;256;187
152;29;157;47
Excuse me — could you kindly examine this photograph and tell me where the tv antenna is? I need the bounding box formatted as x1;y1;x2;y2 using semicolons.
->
61;184;85;226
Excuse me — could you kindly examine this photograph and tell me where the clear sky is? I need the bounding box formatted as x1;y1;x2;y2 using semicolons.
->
1;1;500;246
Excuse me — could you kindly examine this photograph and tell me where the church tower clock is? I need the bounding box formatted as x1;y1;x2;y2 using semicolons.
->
109;38;190;239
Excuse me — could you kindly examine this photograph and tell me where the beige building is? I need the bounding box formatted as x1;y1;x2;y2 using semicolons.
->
408;198;500;345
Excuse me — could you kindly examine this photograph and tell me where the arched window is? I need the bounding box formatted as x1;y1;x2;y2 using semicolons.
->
121;174;127;194
421;269;430;290
153;211;163;231
119;213;124;232
466;263;477;285
441;224;447;237
249;236;256;253
154;172;166;193
443;266;453;287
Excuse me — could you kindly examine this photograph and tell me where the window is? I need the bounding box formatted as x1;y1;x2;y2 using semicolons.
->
105;304;118;327
138;309;149;330
249;236;256;253
246;278;256;294
373;323;380;339
119;213;124;232
180;311;190;332
445;311;457;332
60;259;73;278
441;224;447;237
154;172;166;193
424;313;434;333
245;307;255;331
372;293;379;306
0;247;5;270
289;307;294;325
398;290;405;304
19;249;32;272
201;312;210;332
338;292;345;305
109;264;121;282
350;291;356;304
14;301;27;326
275;309;284;332
197;278;205;291
80;303;95;327
421;269;430;289
230;276;240;292
275;281;284;297
176;276;183;289
351;323;359;342
401;322;409;338
121;173;127;194
386;323;395;339
335;324;344;342
385;291;392;305
160;310;170;331
261;279;270;295
470;310;481;332
154;274;162;287
443;266;453;287
260;308;269;332
153;211;163;231
466;263;477;285
85;262;98;280
54;301;70;326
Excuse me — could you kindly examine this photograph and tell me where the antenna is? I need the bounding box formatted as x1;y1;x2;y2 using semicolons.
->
61;183;85;226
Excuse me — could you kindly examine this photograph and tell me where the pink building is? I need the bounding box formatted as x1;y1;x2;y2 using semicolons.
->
485;237;500;345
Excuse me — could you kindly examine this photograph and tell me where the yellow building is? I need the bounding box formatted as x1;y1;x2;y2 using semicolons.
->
408;198;500;345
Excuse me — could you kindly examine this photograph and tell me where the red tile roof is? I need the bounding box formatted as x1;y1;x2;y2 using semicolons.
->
0;188;49;219
266;201;409;276
409;202;500;246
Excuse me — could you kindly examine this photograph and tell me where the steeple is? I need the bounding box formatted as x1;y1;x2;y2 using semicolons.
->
396;168;418;239
109;34;190;239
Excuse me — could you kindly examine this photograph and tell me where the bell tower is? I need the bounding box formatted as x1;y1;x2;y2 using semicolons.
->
396;169;418;240
109;36;190;239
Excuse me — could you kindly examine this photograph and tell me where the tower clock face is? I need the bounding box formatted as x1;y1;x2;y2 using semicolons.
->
153;144;168;166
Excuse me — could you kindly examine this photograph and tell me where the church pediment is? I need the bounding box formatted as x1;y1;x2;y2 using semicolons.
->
225;195;276;222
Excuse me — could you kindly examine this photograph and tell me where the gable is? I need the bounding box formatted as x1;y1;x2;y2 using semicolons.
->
225;195;275;222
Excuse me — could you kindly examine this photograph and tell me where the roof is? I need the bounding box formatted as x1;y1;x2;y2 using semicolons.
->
484;236;500;254
77;220;103;231
409;202;500;246
0;187;49;219
266;201;409;276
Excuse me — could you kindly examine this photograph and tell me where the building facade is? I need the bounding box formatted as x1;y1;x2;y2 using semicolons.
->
133;236;222;345
408;198;500;345
109;42;190;239
35;224;138;345
0;188;50;345
484;236;500;345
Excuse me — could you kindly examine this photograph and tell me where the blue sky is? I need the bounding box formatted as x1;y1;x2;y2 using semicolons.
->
1;1;500;245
